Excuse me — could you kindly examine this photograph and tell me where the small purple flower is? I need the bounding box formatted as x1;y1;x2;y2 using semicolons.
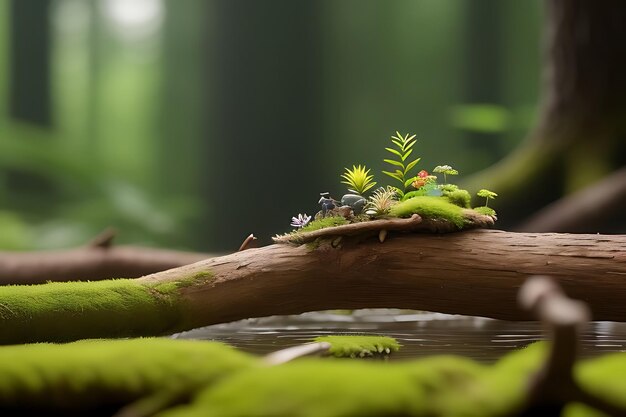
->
290;213;312;229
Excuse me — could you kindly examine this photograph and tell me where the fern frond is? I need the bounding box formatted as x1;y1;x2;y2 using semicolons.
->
382;132;421;195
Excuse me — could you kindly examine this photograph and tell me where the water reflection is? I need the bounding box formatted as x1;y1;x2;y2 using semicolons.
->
174;310;626;363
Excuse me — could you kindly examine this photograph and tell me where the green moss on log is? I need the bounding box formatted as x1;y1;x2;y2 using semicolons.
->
473;206;497;217
300;216;349;232
0;279;184;344
314;335;400;358
444;189;472;208
0;338;257;412
389;196;466;228
157;355;483;417
2;339;626;416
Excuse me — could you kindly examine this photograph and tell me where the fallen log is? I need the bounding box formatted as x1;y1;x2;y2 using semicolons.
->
0;230;625;344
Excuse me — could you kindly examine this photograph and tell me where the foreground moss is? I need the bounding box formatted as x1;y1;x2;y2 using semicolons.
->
157;355;484;417
0;279;184;344
157;342;626;417
0;338;257;412
1;339;626;416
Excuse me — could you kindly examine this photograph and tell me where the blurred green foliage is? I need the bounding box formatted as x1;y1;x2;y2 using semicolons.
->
0;0;541;251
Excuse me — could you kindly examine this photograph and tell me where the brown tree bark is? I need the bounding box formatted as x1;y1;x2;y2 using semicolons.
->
149;230;626;327
2;230;625;345
463;0;626;231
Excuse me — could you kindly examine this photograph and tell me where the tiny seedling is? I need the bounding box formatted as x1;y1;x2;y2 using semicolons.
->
433;165;459;184
477;189;498;207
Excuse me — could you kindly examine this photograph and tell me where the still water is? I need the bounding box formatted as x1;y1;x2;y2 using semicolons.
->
174;309;626;363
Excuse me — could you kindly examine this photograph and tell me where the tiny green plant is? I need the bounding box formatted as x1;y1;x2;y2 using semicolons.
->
382;131;421;198
364;186;398;217
477;189;498;207
341;165;376;195
433;165;459;184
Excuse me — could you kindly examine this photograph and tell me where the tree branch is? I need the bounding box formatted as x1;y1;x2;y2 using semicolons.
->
0;230;625;344
517;166;626;232
0;245;211;285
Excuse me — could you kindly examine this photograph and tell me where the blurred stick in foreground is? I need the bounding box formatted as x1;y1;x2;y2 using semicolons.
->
519;276;626;416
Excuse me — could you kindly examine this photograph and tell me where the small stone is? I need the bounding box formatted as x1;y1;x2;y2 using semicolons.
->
341;194;367;215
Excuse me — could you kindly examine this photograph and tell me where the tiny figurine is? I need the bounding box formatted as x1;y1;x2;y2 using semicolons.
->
318;192;337;217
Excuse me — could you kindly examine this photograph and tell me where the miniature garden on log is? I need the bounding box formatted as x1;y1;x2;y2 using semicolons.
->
274;132;498;245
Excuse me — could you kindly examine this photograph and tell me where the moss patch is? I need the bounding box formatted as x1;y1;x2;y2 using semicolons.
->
3;340;626;416
0;279;183;344
151;272;213;295
314;335;400;358
157;355;483;417
473;206;497;217
281;216;350;244
0;338;256;411
300;216;349;232
389;196;466;228
444;341;547;417
444;189;471;208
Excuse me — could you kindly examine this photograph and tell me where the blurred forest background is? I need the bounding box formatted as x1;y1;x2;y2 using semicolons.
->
0;0;556;252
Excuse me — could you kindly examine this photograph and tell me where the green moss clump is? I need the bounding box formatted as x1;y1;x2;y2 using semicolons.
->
444;189;471;208
4;339;626;416
473;206;496;217
0;279;183;344
151;272;214;295
190;271;214;282
440;184;459;193
566;351;626;416
389;196;466;228
313;335;401;358
152;281;181;294
444;342;548;417
299;216;349;233
157;355;483;417
0;338;257;412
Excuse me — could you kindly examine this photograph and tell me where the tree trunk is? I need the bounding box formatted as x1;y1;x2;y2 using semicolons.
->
463;0;626;231
9;0;52;126
1;230;624;344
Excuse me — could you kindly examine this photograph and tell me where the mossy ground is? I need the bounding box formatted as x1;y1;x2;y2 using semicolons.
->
0;279;183;344
314;335;400;358
389;196;466;228
156;354;484;417
0;338;256;411
1;340;626;416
